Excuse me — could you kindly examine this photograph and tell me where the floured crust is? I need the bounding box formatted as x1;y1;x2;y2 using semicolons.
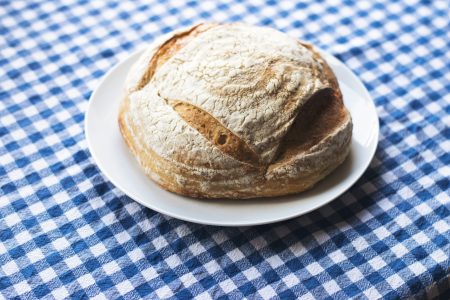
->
118;23;352;199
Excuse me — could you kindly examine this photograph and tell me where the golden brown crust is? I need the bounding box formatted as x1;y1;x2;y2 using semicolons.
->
119;23;352;199
168;99;260;167
274;89;346;161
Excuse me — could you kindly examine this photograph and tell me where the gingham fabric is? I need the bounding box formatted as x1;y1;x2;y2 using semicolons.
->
0;0;449;299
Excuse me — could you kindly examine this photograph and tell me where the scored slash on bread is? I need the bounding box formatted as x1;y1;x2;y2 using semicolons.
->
119;23;352;199
167;99;261;167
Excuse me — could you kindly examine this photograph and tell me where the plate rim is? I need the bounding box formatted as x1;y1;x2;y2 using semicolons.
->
85;48;379;226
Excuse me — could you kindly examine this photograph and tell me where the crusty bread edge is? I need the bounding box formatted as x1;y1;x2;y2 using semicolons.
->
119;96;352;199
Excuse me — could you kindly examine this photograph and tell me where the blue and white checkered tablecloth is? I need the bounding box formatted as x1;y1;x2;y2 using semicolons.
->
1;0;449;298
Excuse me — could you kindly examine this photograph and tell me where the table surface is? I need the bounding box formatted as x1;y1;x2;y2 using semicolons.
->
1;0;449;299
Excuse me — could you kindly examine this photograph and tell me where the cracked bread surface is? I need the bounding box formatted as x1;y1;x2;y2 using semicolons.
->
119;23;352;199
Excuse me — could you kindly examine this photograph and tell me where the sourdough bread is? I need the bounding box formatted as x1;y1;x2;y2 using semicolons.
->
119;23;352;198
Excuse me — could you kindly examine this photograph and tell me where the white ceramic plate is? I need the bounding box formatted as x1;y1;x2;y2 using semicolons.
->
85;49;379;226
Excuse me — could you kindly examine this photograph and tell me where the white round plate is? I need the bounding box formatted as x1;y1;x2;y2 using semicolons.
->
85;49;379;226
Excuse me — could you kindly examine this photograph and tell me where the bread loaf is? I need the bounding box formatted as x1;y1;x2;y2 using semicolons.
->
118;23;352;199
